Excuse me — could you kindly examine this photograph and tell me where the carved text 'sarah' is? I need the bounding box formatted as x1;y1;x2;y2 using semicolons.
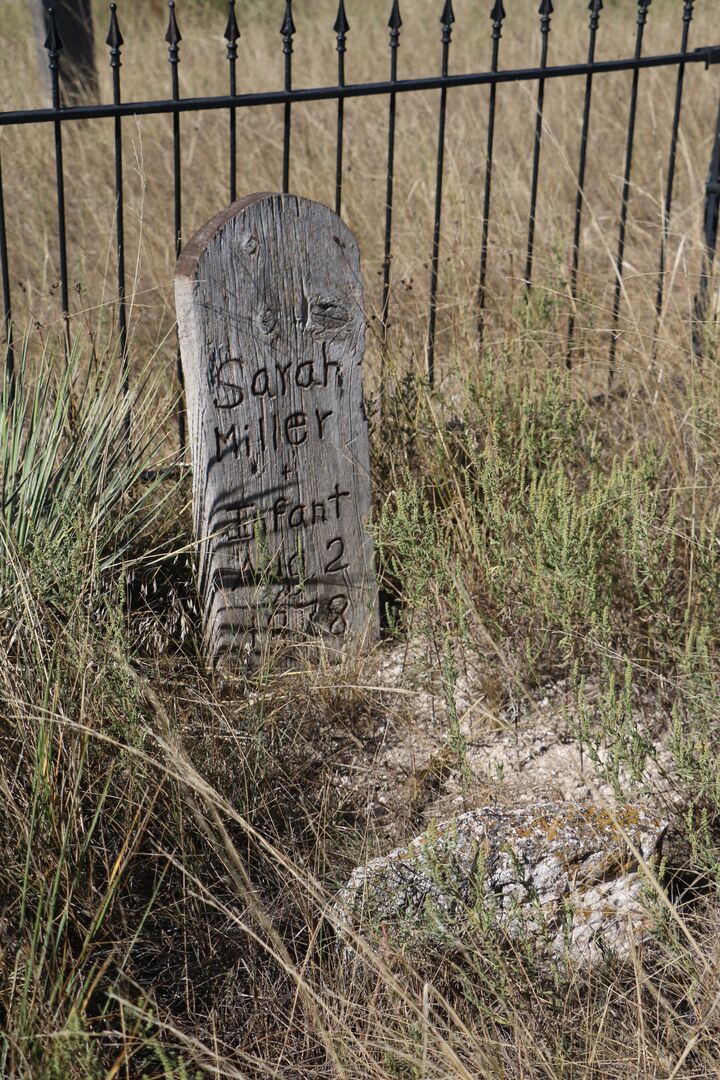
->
175;193;378;665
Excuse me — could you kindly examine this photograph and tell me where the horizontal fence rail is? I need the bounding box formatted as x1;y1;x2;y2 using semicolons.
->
0;0;718;453
1;50;718;127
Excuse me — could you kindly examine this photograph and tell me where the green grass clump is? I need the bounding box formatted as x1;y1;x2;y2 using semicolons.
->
376;359;720;691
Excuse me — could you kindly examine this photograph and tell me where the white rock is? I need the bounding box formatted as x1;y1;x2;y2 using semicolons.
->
333;801;666;966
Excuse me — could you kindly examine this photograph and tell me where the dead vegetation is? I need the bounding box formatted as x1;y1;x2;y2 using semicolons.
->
1;1;720;1077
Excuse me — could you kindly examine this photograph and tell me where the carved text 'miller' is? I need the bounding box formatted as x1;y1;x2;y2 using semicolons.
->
214;408;333;461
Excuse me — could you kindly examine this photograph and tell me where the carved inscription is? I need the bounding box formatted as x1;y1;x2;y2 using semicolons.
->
175;193;378;664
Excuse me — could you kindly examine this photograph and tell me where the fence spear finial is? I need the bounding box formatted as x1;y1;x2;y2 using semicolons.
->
224;1;240;49
490;0;506;26
588;0;603;30
538;0;553;35
106;3;124;55
334;0;350;39
280;0;296;43
388;0;402;32
440;0;455;28
165;0;182;49
44;7;63;60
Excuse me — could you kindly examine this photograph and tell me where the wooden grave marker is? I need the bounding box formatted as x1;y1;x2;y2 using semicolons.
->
175;193;378;665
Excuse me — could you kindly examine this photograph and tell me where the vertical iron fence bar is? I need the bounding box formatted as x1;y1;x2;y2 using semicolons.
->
566;0;603;366
476;0;505;352
107;4;129;439
334;0;349;216
381;0;401;353
0;150;14;399
281;1;295;195
166;0;185;452
426;0;455;388
524;0;553;293
692;94;720;360
653;0;694;345
225;1;240;204
608;0;651;383
46;8;70;353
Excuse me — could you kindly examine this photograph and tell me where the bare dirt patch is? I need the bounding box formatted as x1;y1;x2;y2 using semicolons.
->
330;639;684;851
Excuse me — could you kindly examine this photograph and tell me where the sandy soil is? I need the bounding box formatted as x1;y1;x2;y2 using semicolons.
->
330;639;685;851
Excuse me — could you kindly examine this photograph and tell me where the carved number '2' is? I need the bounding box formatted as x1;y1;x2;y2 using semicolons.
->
325;538;349;574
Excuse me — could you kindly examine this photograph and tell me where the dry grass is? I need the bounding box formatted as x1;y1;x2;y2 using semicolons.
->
0;0;717;393
1;1;720;1078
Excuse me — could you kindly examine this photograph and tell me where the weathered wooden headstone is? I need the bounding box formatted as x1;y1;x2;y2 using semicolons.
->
175;193;378;666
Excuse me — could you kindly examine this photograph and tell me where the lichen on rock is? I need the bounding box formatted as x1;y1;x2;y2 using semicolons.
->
333;801;667;965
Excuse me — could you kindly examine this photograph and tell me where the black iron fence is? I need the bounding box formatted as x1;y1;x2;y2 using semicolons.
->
0;0;719;451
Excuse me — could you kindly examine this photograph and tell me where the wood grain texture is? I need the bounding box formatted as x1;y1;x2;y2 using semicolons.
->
175;193;378;666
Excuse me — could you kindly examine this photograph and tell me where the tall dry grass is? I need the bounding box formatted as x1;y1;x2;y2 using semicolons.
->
1;2;720;1078
0;0;717;399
